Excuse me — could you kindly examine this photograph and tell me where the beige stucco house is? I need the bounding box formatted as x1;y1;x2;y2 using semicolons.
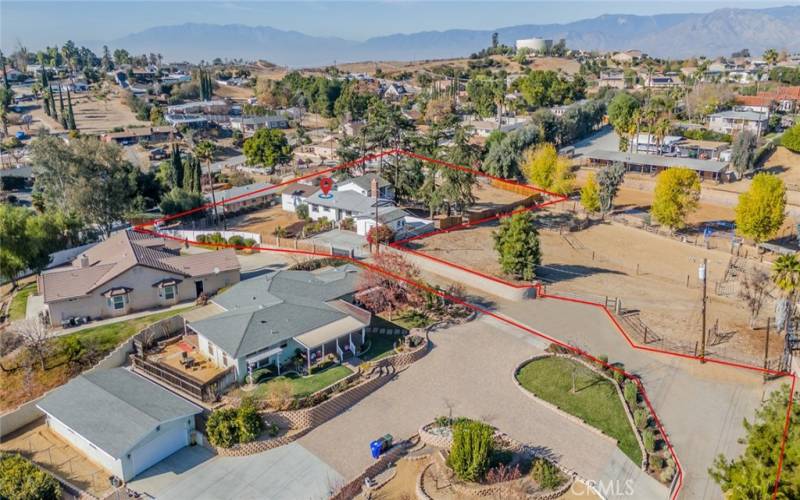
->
39;231;240;325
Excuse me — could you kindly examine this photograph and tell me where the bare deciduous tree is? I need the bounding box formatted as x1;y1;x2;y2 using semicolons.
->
739;269;774;327
15;318;54;370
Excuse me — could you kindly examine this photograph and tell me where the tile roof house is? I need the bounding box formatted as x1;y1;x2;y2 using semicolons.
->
39;230;240;325
187;265;371;380
37;368;202;481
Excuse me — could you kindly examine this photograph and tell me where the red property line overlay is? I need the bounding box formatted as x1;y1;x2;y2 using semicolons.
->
133;149;796;500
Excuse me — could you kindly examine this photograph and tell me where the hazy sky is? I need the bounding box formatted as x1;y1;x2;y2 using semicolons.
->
1;1;796;51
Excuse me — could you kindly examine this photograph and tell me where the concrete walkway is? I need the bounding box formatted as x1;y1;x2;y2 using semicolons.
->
49;302;191;337
297;316;665;499
128;443;342;500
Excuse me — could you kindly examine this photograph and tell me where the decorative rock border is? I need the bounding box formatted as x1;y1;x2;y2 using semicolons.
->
418;423;453;449
513;353;648;471
417;431;578;500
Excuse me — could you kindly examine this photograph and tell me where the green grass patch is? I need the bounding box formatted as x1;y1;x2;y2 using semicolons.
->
360;333;404;361
60;306;193;355
516;356;642;465
8;283;37;321
248;365;353;399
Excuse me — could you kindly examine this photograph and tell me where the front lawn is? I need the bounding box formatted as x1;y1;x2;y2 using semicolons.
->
516;356;642;465
8;282;37;321
246;364;353;400
360;333;404;361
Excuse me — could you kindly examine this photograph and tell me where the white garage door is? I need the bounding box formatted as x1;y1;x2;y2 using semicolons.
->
131;426;189;477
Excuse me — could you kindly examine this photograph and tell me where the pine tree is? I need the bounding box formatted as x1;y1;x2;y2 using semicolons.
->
49;91;58;121
57;84;65;114
170;144;184;189
66;88;76;130
183;155;194;191
493;211;542;280
193;157;202;193
43;90;51;116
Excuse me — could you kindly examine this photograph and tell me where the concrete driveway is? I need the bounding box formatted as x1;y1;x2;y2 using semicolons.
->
297;316;666;499
494;294;781;500
128;443;343;500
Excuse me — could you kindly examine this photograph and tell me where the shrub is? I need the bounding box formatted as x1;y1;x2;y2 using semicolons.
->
623;380;639;407
266;422;279;437
0;453;61;500
205;408;240;448
643;429;656;453
206;401;264;448
296;204;309;221
650;454;665;470
612;368;625;385
447;420;495;482
242;238;257;247
264;379;294;410
634;408;650;430
236;399;264;443
545;343;571;355
228;235;245;247
340;217;355;231
484;463;522;484
531;458;564;489
595;354;609;372
782;124;800;153
661;457;676;483
196;234;208;243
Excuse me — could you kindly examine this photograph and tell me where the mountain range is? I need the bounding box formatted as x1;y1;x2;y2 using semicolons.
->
107;5;800;67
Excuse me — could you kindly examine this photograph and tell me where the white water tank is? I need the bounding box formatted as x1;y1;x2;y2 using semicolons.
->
515;38;552;53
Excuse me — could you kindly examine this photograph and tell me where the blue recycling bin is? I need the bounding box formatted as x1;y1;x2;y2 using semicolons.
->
15;131;26;140
370;439;383;459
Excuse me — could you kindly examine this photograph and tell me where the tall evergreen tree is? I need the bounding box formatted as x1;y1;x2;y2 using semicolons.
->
43;90;51;117
170;144;184;189
193;157;202;193
66;88;76;130
49;91;58;121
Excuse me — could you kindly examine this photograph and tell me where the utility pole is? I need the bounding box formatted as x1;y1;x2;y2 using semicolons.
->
699;258;708;363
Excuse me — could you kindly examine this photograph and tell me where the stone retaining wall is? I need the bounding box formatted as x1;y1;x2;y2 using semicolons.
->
330;435;418;500
214;428;309;457
418;423;453;449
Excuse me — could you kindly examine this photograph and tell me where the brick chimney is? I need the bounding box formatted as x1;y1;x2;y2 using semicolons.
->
371;177;378;199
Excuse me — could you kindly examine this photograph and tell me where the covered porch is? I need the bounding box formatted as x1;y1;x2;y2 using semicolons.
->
294;316;368;374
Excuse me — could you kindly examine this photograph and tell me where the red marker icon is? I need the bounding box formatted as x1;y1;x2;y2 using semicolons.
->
320;177;333;196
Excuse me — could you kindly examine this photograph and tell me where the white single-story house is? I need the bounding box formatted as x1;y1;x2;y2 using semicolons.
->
38;230;240;325
37;368;202;482
187;266;371;381
229;115;288;135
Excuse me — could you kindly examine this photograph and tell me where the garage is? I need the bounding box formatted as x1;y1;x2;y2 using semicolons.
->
37;368;202;482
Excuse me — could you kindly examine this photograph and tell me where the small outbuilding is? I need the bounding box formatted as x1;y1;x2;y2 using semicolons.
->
36;368;203;482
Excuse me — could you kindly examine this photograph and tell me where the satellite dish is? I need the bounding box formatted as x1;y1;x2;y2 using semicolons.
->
213;266;220;275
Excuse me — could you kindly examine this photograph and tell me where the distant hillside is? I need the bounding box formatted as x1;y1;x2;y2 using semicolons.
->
109;5;800;66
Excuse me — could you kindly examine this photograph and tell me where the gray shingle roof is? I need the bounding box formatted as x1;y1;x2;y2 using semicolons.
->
584;150;729;174
338;173;389;192
189;265;364;358
36;368;201;458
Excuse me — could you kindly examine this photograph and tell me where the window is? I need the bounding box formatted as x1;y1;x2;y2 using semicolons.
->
222;354;228;367
109;295;125;310
208;344;214;356
163;285;176;300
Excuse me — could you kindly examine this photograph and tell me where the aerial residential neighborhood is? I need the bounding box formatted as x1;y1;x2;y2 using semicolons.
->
1;2;800;500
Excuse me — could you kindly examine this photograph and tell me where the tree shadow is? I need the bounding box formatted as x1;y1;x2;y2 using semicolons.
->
537;263;625;284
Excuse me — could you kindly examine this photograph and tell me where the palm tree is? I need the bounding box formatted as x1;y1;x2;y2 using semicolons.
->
772;254;800;296
772;254;800;331
194;140;218;223
763;48;779;68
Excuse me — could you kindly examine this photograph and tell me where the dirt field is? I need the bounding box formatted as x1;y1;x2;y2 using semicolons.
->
413;212;781;363
21;87;149;135
229;205;303;240
764;146;800;191
1;421;111;497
